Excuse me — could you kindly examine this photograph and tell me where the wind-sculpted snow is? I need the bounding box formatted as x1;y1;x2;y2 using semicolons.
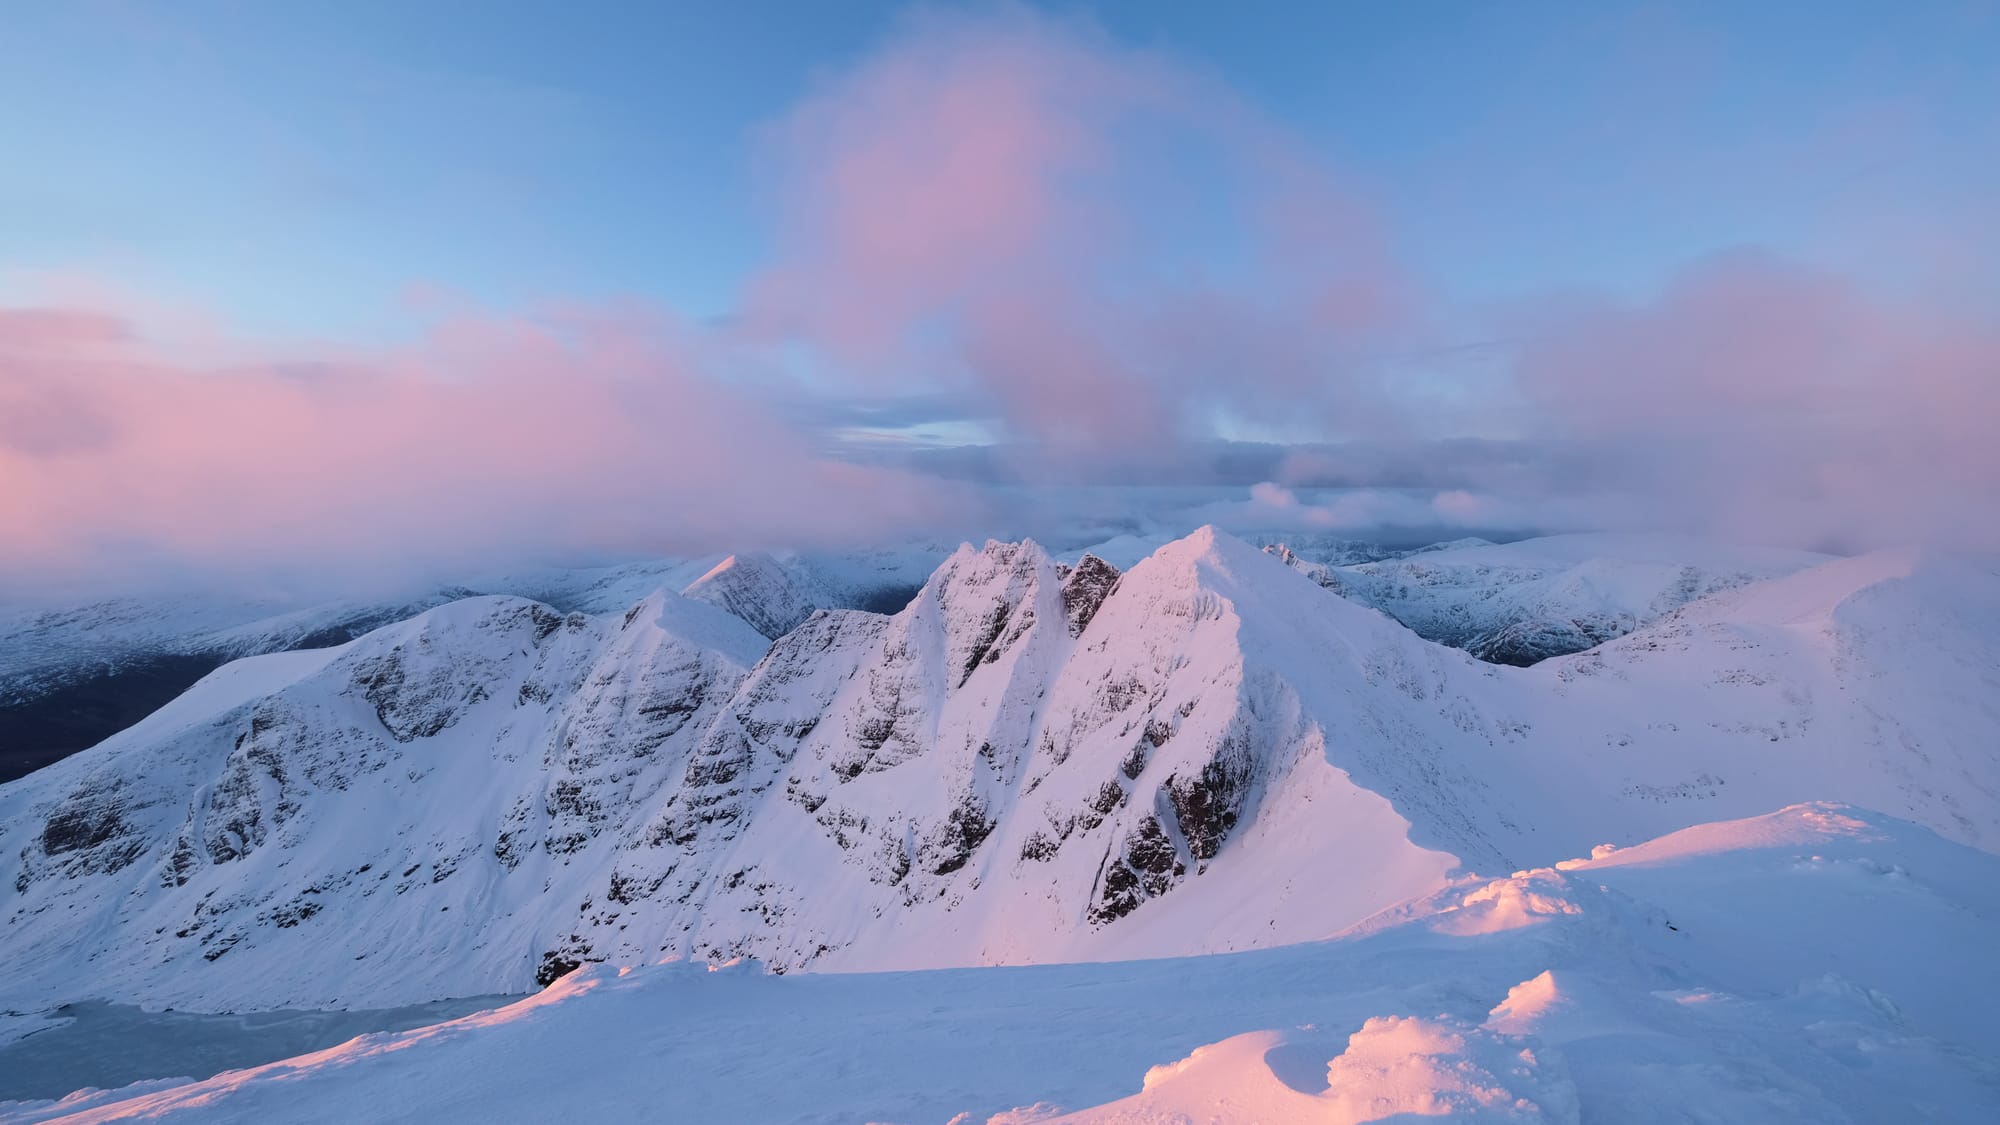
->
0;529;1996;1019
11;804;1995;1123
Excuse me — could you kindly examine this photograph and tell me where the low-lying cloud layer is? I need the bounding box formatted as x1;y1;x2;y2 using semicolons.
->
0;303;971;594
2;7;1993;596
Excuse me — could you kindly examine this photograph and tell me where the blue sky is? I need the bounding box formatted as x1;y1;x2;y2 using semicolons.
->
4;0;1992;340
3;1;1996;590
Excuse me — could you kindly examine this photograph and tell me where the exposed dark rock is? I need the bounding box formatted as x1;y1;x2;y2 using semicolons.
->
267;897;321;929
854;715;896;754
1019;831;1059;862
529;605;565;642
1090;815;1185;923
1059;555;1121;637
42;797;128;857
959;602;1013;687
544;779;601;854
927;796;996;876
1165;736;1256;862
607;869;670;905
1080;779;1126;831
683;729;751;788
165;836;199;888
1120;742;1148;780
535;950;588;987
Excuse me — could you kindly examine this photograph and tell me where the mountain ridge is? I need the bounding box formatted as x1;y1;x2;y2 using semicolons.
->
1;528;1994;1015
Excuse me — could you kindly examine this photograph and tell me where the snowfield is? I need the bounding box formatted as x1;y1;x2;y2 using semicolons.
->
1;528;1996;1121
6;804;1995;1124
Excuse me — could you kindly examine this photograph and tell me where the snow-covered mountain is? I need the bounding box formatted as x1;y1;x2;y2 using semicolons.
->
679;551;839;640
13;802;1997;1123
1268;533;1834;666
0;549;949;785
0;561;715;785
2;528;1995;1018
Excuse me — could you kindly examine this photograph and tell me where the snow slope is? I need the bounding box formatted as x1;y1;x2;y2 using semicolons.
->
10;803;1995;1124
1;530;1995;1020
1496;547;2000;853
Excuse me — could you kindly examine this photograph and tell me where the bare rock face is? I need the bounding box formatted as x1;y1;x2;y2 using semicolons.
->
1059;554;1121;637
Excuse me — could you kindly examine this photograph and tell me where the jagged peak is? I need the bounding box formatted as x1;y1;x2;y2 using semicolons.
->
910;539;1064;690
918;538;1059;600
679;551;830;643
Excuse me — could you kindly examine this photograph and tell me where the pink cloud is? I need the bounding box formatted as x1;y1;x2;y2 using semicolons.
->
739;6;1413;465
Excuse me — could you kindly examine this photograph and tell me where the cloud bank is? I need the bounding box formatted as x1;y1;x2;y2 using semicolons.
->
0;302;970;595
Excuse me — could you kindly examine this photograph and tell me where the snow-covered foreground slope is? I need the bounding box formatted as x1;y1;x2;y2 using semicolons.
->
1280;533;1833;666
11;804;1996;1124
1;530;1995;1018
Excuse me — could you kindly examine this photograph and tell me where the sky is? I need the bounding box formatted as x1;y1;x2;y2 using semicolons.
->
2;1;1996;594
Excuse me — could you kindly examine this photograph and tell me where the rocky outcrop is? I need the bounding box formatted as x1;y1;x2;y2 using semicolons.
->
1059;555;1121;637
